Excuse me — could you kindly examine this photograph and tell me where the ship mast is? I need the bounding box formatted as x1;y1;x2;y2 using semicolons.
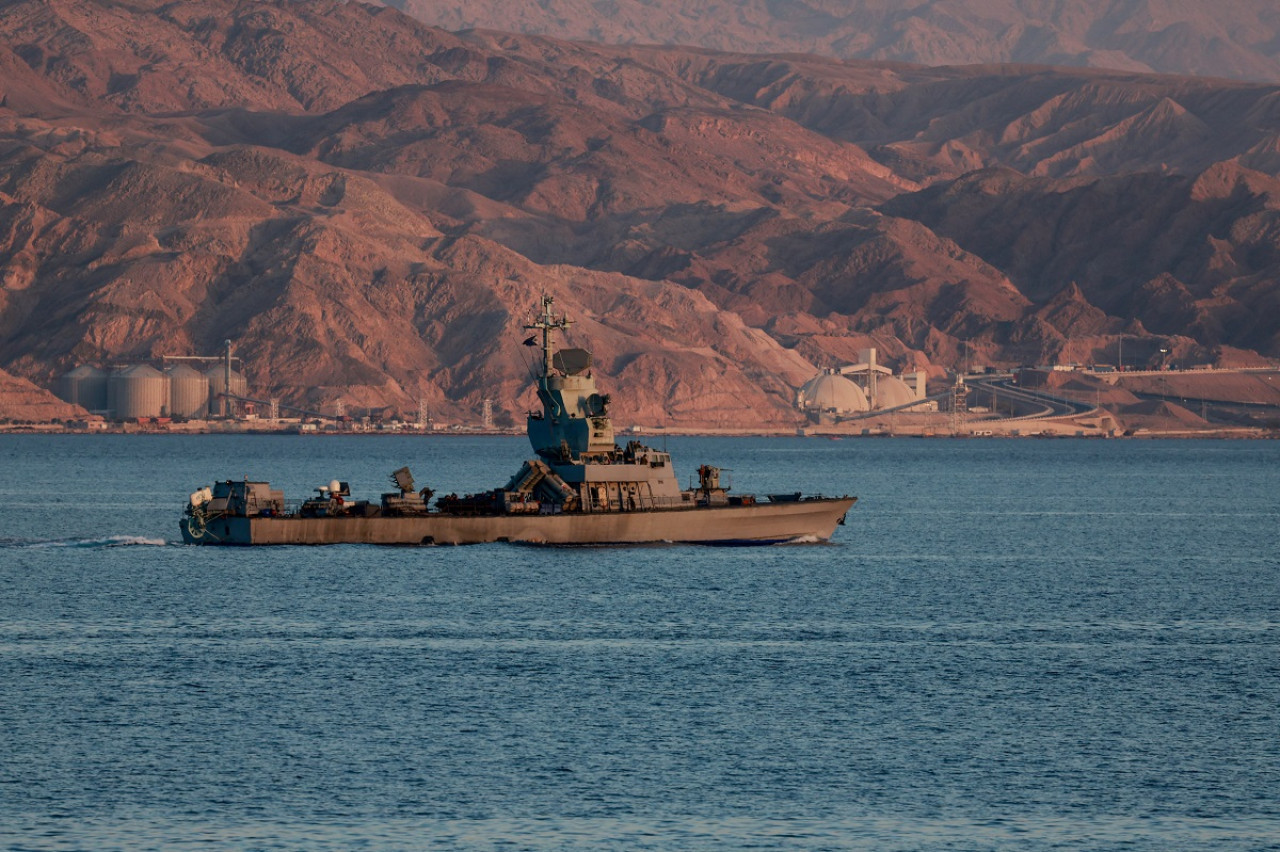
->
525;295;572;377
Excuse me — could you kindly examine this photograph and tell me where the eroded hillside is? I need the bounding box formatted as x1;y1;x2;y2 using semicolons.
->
1;0;1278;426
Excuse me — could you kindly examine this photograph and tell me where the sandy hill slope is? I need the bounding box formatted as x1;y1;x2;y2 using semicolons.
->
0;367;83;422
1;0;1278;426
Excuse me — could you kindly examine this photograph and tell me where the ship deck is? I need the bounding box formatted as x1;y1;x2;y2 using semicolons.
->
182;496;856;546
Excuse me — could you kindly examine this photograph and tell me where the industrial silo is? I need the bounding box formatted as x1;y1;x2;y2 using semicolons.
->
797;370;870;415
204;364;248;417
57;365;109;412
108;364;169;419
166;363;209;419
871;376;919;410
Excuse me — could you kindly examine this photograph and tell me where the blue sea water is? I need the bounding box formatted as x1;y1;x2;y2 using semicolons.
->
1;434;1278;850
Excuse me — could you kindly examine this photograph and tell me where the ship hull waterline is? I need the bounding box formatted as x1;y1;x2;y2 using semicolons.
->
180;498;856;546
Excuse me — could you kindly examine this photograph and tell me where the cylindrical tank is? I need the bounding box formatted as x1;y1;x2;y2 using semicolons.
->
57;365;109;412
204;365;248;416
107;364;169;419
166;363;209;419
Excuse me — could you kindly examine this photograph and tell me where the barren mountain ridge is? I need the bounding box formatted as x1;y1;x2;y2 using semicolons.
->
389;0;1280;84
1;0;1278;426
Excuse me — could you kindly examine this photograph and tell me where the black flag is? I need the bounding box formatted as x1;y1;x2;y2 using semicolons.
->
523;335;537;346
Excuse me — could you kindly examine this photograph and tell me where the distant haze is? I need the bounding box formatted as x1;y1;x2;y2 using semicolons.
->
386;0;1280;84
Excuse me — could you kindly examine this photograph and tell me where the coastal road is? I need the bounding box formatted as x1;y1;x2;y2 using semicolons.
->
964;376;1095;421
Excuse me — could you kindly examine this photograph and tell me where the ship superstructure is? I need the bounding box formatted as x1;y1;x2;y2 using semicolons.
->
510;296;687;513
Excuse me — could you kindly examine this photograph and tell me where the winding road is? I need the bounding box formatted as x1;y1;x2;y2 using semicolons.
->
964;375;1096;421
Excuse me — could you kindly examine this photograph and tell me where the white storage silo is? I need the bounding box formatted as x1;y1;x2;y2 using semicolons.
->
204;364;248;416
108;364;169;419
166;363;210;419
58;365;109;412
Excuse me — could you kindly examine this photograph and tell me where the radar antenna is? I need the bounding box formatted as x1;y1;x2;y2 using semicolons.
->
524;295;572;378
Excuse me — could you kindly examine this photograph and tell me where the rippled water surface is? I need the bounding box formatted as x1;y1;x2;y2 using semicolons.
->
1;435;1278;850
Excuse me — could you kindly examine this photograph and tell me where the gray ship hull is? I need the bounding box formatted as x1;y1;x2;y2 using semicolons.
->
180;498;855;546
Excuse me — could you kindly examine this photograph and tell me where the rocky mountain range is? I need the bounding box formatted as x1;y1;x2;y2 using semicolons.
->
1;0;1278;427
388;0;1280;84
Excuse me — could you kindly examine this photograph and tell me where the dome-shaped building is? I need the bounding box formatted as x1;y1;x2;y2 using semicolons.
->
797;370;870;416
870;375;919;410
797;348;929;424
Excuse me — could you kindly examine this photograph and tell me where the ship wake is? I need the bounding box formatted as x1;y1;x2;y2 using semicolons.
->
1;535;170;549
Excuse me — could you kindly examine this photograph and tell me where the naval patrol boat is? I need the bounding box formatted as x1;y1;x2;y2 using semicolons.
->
179;297;855;546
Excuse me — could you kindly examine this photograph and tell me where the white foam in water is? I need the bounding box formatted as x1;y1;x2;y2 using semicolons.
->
100;536;169;547
11;536;169;549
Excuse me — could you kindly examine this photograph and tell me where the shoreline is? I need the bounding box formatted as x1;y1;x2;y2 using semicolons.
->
1;422;1274;439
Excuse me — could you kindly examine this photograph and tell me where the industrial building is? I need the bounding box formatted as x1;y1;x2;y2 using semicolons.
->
56;350;249;421
57;365;109;413
203;363;247;417
165;363;209;419
106;364;169;419
797;348;929;424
